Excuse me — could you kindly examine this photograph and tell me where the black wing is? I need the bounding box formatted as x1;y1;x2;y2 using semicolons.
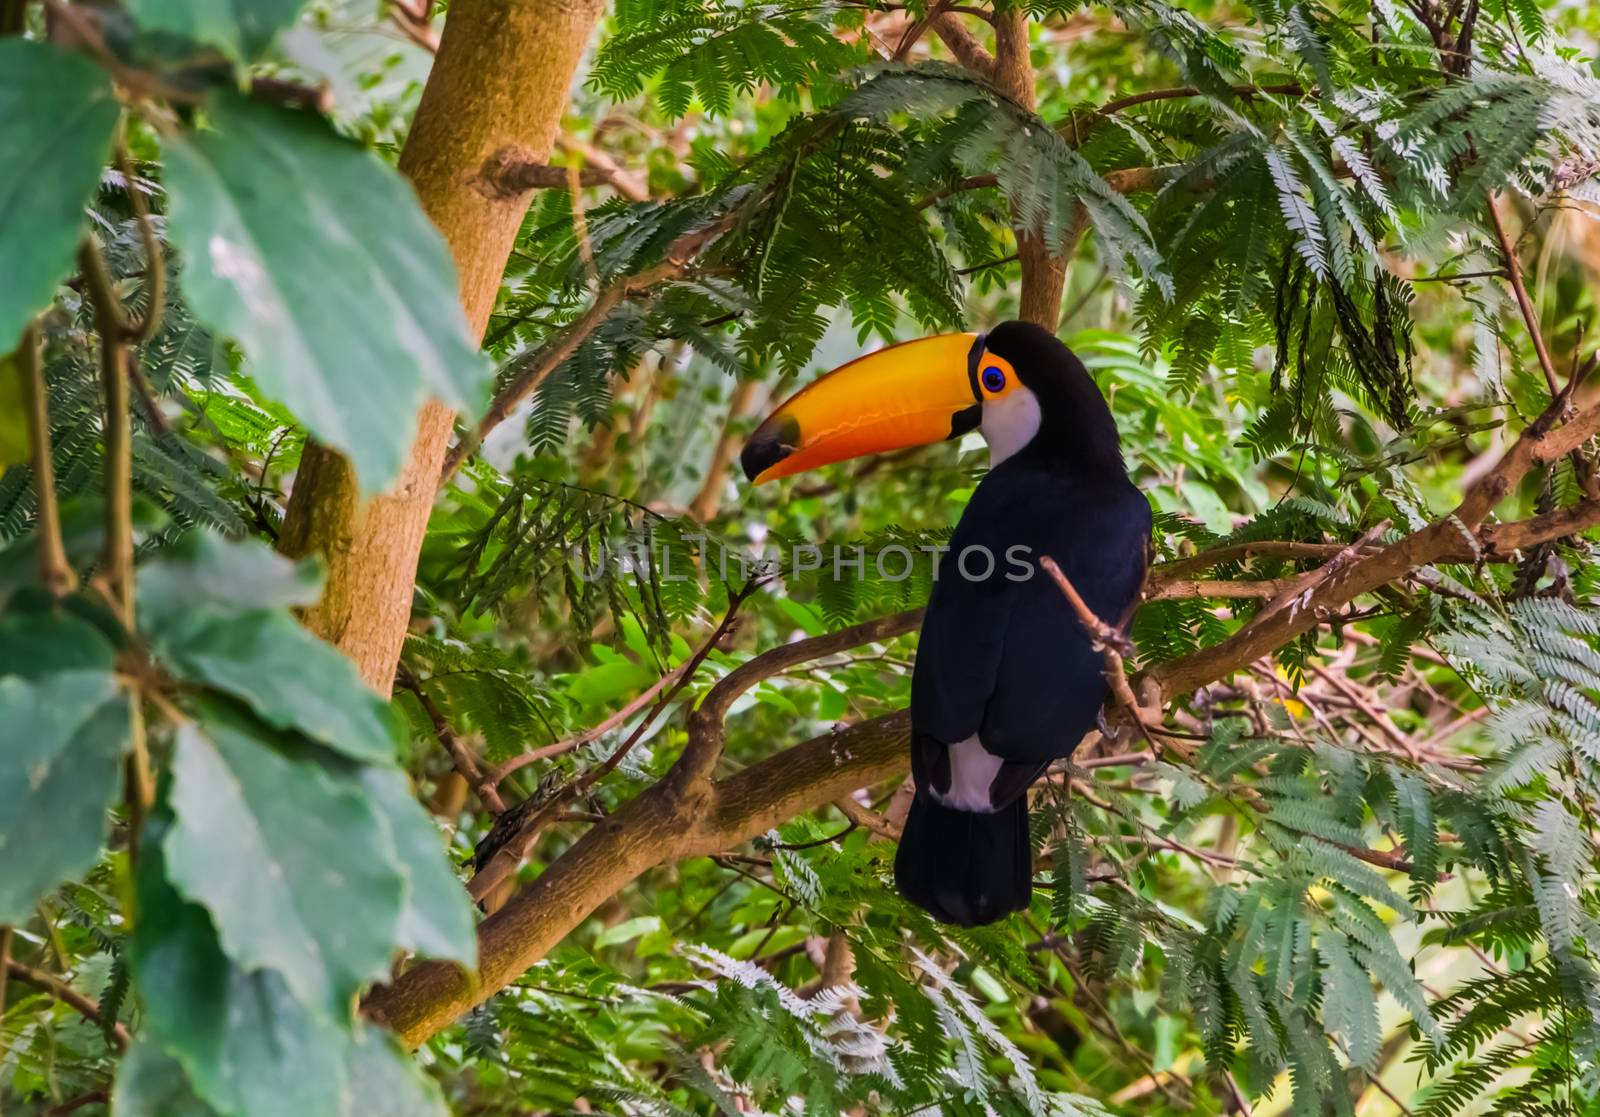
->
910;459;1150;800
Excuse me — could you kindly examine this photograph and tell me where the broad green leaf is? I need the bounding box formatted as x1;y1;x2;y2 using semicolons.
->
138;531;323;631
0;593;117;679
151;608;396;764
0;349;29;467
0;499;166;612
356;765;477;966
0;40;121;348
162;93;491;491
131;833;348;1117
341;1028;452;1117
112;1039;224;1117
0;671;129;922
162;705;404;1016
126;0;308;64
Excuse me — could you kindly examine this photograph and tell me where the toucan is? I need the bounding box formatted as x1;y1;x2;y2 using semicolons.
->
741;320;1151;926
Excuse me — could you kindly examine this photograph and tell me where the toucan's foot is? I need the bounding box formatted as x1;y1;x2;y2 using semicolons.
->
1094;704;1132;748
1096;629;1137;661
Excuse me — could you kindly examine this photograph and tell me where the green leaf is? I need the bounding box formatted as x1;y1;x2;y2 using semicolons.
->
126;0;308;63
0;40;121;348
151;609;395;764
112;1039;224;1117
1320;932;1380;1072
0;593;117;679
0;671;129;922
356;765;477;966
131;830;349;1117
138;531;323;631
0;349;29;468
341;1027;452;1117
162;93;491;491
162;705;405;1016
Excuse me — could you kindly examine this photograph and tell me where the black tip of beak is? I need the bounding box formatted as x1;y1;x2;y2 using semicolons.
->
741;414;800;482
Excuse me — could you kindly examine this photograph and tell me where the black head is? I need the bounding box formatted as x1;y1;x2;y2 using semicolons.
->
979;320;1125;475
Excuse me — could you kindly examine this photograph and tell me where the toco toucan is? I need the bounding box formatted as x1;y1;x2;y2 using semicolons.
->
741;321;1151;926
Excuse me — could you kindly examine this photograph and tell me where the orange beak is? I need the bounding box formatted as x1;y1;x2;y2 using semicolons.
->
741;333;985;484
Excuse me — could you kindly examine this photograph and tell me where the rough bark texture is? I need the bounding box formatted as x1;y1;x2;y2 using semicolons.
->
278;0;606;693
991;11;1070;330
364;710;912;1047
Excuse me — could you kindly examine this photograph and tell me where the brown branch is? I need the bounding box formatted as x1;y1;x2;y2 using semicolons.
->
48;1091;110;1117
479;148;639;197
440;215;733;486
1088;82;1304;119
365;707;910;1046
79;238;134;629
467;584;763;904
1148;577;1296;601
928;10;995;75
1487;196;1558;394
1150;540;1370;582
1038;556;1171;755
484;655;697;786
556;135;650;202
675;607;923;785
6;960;130;1050
16;322;74;596
388;0;439;52
396;667;505;814
247;75;335;114
689;377;761;522
114;141;165;345
1149;391;1600;698
1486;195;1600;498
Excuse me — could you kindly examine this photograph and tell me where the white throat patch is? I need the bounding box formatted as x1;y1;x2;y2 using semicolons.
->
980;387;1042;466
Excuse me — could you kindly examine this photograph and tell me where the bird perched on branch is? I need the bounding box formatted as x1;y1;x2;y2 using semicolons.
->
742;320;1151;926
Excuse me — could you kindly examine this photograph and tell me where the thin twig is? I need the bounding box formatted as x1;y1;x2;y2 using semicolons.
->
467;583;762;903
80;237;153;838
833;796;900;839
1487;194;1600;496
114;140;166;345
396;666;505;814
1488;196;1560;395
1038;555;1169;750
78;238;134;627
16;321;75;595
440;216;732;486
5;960;130;1050
485;656;696;787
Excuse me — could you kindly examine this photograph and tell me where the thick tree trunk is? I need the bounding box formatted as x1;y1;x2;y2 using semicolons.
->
278;0;606;693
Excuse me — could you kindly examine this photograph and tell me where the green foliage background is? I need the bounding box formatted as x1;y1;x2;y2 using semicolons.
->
5;0;1600;1115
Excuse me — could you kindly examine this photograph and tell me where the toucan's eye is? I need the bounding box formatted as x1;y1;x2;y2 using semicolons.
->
981;365;1006;394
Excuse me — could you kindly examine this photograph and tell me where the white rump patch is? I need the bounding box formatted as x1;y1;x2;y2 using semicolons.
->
929;734;1005;813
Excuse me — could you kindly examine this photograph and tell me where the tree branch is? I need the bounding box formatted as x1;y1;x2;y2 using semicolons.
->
16;321;74;596
6;960;130;1050
928;10;995;76
440;215;733;485
466;583;763;904
396;666;505;814
1149;392;1600;697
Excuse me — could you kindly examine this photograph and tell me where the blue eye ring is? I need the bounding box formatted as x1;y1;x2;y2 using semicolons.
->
980;365;1006;394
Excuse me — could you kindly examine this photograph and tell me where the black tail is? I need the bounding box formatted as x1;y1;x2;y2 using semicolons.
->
893;790;1032;926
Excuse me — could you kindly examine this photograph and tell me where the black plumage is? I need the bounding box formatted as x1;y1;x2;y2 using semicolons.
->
894;322;1151;926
